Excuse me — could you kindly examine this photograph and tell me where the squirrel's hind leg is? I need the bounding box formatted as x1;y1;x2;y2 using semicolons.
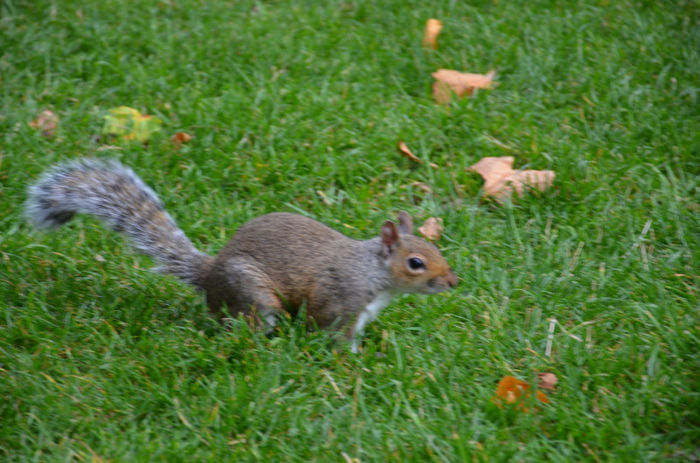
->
204;258;285;332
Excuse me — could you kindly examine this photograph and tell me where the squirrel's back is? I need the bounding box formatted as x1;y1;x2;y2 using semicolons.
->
211;212;377;306
26;159;211;285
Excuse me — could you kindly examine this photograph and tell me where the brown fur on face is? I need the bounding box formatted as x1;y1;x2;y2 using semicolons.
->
388;234;458;294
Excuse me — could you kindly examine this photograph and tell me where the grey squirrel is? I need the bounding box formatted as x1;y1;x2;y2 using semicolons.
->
26;159;458;352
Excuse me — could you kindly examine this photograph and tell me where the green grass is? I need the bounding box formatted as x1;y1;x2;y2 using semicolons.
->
1;0;698;460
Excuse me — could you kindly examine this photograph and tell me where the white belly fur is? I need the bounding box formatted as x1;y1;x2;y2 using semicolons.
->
351;291;393;353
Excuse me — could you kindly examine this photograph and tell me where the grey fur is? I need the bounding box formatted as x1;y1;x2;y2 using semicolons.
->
25;159;211;285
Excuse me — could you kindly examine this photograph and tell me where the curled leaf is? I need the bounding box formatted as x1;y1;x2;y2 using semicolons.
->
468;156;555;202
492;375;549;411
418;217;443;241
397;141;439;168
29;110;59;137
102;106;162;143
422;19;443;49
432;69;496;104
398;141;421;163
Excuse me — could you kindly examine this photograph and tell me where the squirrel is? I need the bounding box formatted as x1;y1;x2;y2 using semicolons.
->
26;159;458;352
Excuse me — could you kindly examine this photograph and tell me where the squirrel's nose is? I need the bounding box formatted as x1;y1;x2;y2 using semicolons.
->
446;269;458;288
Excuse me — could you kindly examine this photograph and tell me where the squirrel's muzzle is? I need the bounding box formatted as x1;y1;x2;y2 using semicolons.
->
446;269;458;289
424;269;458;294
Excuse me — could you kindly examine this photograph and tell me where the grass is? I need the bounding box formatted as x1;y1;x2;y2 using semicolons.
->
1;0;698;460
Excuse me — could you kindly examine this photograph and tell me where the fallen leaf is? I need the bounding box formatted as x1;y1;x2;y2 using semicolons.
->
29;110;59;137
102;106;162;143
492;375;549;411
432;69;496;104
397;141;439;168
398;141;421;163
537;372;558;391
418;217;443;241
422;19;443;49
171;131;193;147
468;156;555;202
409;181;433;194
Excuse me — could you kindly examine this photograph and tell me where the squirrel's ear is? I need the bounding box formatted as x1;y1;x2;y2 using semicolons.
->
397;211;413;234
381;220;400;255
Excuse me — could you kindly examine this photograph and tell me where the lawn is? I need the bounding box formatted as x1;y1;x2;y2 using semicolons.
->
1;0;698;461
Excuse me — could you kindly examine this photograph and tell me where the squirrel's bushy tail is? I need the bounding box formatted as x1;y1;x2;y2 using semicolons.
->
26;159;211;286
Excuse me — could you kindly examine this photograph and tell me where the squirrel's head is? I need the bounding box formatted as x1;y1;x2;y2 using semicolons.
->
380;212;458;294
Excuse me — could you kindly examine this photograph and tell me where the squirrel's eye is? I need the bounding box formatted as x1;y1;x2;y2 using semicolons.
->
407;257;426;271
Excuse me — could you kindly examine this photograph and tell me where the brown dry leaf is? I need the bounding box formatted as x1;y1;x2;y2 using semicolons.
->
171;131;193;147
468;156;555;202
398;141;421;163
397;141;439;168
432;69;496;104
410;181;433;194
29;110;59;137
422;19;443;49
492;375;549;411
537;372;559;391
418;217;443;241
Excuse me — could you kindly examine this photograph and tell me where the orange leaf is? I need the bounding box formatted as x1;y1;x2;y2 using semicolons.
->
468;156;555;202
417;217;443;241
422;19;443;50
171;131;193;147
431;69;496;104
492;375;549;411
29;110;59;137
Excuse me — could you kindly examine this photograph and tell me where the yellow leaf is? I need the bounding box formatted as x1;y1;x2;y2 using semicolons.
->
102;106;162;143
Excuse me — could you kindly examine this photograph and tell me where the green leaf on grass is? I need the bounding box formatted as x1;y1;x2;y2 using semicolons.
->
102;106;162;142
